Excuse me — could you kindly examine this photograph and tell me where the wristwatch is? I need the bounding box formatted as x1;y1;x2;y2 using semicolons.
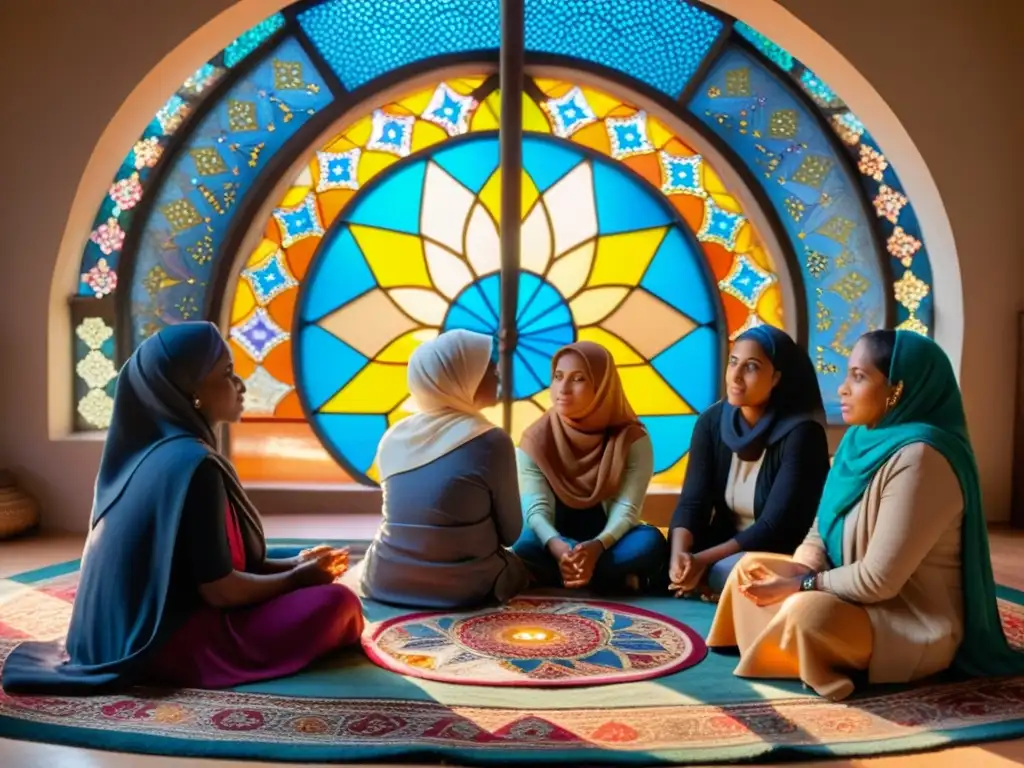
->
799;573;817;592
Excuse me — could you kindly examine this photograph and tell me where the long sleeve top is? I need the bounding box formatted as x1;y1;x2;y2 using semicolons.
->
517;435;654;550
670;401;829;553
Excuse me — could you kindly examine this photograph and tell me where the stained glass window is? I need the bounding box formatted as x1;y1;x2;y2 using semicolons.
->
77;13;286;299
128;37;333;347
299;0;723;96
70;298;117;431
690;47;888;419
226;77;785;486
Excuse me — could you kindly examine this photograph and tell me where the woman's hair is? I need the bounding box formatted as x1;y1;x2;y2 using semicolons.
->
858;329;896;380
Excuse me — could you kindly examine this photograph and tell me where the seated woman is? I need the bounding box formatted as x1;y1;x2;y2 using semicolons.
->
668;326;829;596
360;329;529;609
512;341;667;592
707;330;1024;701
1;322;363;695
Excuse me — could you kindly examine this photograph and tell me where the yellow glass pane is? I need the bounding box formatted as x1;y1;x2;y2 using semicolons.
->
321;362;409;414
588;228;667;287
733;222;753;254
450;77;486;94
703;162;728;196
230;280;256;325
577;327;643;365
292;166;314;188
523;94;551;134
747;243;777;271
319;288;419;358
396;86;435;115
618;365;693;415
366;463;380;483
601;290;696;359
357;151;397;185
377;330;437;364
646;115;675;150
484;91;502;120
652;454;688;490
344;115;373;147
323;134;357;154
756;284;785;328
534;79;570;98
424;242;474;299
710;192;743;215
389;288;450;325
411;121;447;152
280;185;311;208
520;201;553;275
509;399;546;443
246;239;280;268
569;287;629;326
465;203;500;277
579;87;623;118
479;171;502;224
470;101;499;131
532;389;552;412
350;226;431;288
546;240;594;298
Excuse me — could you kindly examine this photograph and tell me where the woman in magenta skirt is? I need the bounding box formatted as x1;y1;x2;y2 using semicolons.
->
1;322;363;694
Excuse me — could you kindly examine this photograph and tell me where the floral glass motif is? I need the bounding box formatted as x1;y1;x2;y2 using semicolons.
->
659;152;705;198
274;193;327;248
127;37;333;348
543;87;598;138
690;46;888;419
243;250;300;305
242;366;294;415
295;134;722;486
74;316;117;430
225;75;787;484
367;110;416;157
697;199;746;250
316;149;362;193
605;111;655;159
718;255;776;309
74;13;286;297
422;83;477;136
231;307;290;364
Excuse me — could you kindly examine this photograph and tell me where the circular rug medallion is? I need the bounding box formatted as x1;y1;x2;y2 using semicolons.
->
362;597;707;687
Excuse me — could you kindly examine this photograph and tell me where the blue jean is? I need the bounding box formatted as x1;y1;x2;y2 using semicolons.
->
706;551;745;594
511;505;668;592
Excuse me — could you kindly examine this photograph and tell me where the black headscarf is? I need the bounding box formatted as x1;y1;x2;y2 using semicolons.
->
720;325;825;461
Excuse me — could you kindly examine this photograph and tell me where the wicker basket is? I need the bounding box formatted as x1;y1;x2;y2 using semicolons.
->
0;470;39;540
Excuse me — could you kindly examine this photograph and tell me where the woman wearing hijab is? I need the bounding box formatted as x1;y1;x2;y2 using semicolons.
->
1;322;363;695
359;329;529;609
511;341;667;592
668;325;830;597
707;330;1024;700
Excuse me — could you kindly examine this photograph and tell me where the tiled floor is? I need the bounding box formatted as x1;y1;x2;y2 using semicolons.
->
1;518;1023;768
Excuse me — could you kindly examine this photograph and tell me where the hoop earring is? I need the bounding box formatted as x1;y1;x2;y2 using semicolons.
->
886;381;904;410
193;397;202;410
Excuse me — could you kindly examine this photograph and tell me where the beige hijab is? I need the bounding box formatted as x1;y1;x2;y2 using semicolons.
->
376;329;497;481
519;341;647;509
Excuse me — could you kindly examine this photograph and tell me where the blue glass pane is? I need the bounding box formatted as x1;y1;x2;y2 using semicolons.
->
445;278;500;331
518;273;570;332
525;0;723;97
298;326;369;411
734;21;794;72
301;228;376;322
346;160;426;235
300;0;720;96
641;230;715;325
690;46;886;417
224;13;285;68
522;136;585;192
298;0;500;91
442;305;495;336
640;415;698;473
652;327;719;412
592;161;672;234
313;414;389;476
129;38;333;346
432;139;500;194
513;349;549;399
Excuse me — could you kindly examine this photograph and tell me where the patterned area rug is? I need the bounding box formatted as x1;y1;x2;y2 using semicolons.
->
3;541;1024;765
362;597;707;687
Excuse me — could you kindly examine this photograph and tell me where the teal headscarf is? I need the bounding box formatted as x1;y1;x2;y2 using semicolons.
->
817;331;1024;677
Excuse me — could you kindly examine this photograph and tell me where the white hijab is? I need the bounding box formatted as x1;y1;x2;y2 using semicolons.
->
376;329;498;481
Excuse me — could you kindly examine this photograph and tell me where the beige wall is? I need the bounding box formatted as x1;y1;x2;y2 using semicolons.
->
0;0;1020;531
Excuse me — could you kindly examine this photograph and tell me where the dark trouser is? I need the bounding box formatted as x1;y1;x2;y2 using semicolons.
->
511;504;668;593
685;511;745;593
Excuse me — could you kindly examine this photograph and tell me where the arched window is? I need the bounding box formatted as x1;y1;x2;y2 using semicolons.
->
68;1;935;491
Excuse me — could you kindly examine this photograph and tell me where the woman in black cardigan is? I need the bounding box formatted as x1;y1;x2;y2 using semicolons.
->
669;325;829;596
